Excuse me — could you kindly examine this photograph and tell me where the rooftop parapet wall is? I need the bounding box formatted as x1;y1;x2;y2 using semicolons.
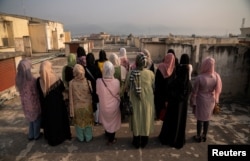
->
139;36;249;100
199;45;250;99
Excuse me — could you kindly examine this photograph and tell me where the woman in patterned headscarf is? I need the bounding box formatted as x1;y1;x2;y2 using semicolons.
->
37;61;71;146
16;59;42;141
190;57;222;142
124;53;155;149
69;64;94;142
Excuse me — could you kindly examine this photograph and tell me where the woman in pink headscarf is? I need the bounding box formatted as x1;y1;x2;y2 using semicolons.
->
16;59;42;141
119;48;130;71
154;53;176;120
190;57;222;142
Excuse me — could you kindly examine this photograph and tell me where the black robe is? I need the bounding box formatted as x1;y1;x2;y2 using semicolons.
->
154;69;176;119
37;78;71;146
85;64;102;112
159;65;192;149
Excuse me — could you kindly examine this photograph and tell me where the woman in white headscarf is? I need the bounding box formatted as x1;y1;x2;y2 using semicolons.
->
69;64;94;142
37;61;71;146
119;48;130;71
142;48;155;73
96;61;121;145
109;53;127;88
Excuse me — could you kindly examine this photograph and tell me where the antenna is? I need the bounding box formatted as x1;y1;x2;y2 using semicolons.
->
22;0;26;16
241;18;245;28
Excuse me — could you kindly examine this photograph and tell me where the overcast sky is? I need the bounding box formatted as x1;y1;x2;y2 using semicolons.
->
0;0;250;36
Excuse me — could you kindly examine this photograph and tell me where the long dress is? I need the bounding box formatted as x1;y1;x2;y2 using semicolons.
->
37;78;71;146
154;69;175;119
20;78;41;122
96;78;121;133
125;69;155;136
85;64;102;112
69;78;94;127
191;72;220;121
159;65;192;149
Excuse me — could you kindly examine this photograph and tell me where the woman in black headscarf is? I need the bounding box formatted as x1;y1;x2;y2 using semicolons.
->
95;49;108;73
85;53;102;125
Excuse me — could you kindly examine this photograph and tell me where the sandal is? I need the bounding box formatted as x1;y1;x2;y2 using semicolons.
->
106;138;117;145
193;136;201;143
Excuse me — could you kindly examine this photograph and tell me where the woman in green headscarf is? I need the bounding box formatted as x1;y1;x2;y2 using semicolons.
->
123;53;155;149
62;53;77;89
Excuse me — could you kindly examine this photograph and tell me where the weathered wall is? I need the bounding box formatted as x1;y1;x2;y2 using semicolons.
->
143;42;166;63
141;38;250;100
29;24;47;52
46;22;65;50
0;15;29;47
198;45;250;99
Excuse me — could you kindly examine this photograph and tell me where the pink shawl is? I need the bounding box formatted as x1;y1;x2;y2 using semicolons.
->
158;54;175;78
200;57;222;102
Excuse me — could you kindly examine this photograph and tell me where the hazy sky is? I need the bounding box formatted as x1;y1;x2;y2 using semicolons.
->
0;0;250;36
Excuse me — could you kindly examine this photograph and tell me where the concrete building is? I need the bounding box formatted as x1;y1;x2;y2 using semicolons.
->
0;12;69;103
239;27;250;45
0;12;68;54
128;34;249;99
0;52;24;104
64;40;94;55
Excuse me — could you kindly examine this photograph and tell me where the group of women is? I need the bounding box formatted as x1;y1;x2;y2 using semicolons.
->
16;47;222;149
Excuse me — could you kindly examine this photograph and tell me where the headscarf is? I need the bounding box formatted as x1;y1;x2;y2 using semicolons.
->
158;53;175;78
119;48;127;59
179;53;192;80
142;49;153;69
167;49;179;66
77;46;86;58
67;53;76;67
200;57;222;102
77;47;86;66
77;56;86;67
109;53;120;66
180;54;189;64
15;59;33;92
119;48;130;70
73;64;85;80
39;61;58;96
103;61;114;79
98;50;108;62
200;57;215;74
135;52;146;70
130;53;146;99
86;53;95;67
